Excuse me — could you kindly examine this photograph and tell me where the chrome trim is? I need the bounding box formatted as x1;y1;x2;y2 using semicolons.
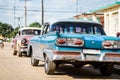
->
99;53;105;61
44;49;120;62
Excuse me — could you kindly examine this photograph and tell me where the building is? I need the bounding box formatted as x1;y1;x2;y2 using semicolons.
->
74;2;120;36
74;13;104;25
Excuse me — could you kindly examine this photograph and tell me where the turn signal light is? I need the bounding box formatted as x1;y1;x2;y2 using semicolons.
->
57;39;66;44
74;39;83;45
103;41;112;47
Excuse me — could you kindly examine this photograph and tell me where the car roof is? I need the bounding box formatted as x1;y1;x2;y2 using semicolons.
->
19;27;42;31
47;18;102;25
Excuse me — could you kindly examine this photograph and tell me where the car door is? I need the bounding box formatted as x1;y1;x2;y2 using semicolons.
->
37;23;50;60
31;36;41;59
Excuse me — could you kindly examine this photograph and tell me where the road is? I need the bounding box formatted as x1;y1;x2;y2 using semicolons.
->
0;42;120;80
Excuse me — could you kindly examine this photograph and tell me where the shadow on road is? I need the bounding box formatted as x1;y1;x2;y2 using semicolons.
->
113;68;120;75
54;64;120;79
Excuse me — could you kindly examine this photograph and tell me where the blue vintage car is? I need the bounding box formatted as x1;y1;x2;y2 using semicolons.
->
28;19;120;76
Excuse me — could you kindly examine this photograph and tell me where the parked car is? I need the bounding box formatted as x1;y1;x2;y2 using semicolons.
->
13;27;41;57
29;19;120;76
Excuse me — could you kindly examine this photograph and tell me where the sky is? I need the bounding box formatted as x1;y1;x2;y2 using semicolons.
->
0;0;119;28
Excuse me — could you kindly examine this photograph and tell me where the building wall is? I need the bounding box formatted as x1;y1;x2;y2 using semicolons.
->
104;6;120;36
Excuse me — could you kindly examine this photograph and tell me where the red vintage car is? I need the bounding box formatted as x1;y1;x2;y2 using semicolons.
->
13;27;41;57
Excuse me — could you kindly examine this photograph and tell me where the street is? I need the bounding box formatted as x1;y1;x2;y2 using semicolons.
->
0;42;120;80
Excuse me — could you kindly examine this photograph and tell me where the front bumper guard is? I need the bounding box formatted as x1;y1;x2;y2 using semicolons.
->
20;45;28;52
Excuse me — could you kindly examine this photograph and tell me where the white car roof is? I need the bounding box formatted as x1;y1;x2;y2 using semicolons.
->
19;27;42;31
47;18;102;25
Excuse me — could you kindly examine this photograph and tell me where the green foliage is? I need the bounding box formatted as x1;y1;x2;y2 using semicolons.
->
0;21;41;38
10;27;19;37
29;22;41;28
0;22;13;38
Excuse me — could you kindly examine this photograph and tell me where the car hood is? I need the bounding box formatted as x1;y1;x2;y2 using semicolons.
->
21;35;35;41
58;33;120;49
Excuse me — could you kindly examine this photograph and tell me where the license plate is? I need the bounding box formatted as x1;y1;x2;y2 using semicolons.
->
83;49;100;54
86;55;99;60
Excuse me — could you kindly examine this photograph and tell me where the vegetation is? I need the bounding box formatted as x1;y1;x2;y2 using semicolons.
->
0;21;42;40
29;22;41;28
10;27;19;37
0;22;13;38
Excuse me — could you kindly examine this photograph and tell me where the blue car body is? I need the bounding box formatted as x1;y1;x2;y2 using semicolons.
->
29;19;120;75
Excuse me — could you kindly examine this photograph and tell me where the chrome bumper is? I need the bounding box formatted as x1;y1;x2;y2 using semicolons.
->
44;49;120;62
20;46;28;52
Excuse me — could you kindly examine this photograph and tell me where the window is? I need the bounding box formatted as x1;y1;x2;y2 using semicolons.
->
22;29;41;35
51;22;105;35
94;26;101;35
42;23;50;35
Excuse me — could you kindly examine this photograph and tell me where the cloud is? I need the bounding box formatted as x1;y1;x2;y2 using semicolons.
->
44;0;75;10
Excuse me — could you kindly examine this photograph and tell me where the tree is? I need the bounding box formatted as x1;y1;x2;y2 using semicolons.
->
0;22;13;38
29;22;41;28
10;27;19;38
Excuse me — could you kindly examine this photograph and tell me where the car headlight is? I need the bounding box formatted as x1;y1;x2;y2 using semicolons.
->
21;38;27;44
102;40;120;49
56;38;84;47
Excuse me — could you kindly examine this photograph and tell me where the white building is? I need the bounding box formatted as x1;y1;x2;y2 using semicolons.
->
93;2;120;36
74;2;120;37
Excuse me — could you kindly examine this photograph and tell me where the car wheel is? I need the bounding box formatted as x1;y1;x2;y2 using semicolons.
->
18;47;22;57
27;47;32;57
18;51;22;57
73;62;84;68
31;53;39;66
13;50;17;55
44;56;56;75
99;63;113;76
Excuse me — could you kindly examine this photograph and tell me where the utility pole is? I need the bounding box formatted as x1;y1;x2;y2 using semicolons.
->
25;0;27;27
14;0;16;29
41;0;44;25
76;0;78;14
16;17;23;28
20;0;31;27
14;6;16;28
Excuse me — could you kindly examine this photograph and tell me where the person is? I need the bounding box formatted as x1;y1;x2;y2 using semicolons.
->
0;39;4;49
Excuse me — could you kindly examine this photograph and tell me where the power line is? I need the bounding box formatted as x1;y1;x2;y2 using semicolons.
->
0;7;77;13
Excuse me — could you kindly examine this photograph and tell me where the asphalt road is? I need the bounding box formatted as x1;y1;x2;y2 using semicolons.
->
0;42;120;80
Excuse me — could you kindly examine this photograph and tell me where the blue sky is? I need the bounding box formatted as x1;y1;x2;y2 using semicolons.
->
0;0;119;28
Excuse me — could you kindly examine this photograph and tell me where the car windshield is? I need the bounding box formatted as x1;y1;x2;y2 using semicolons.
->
22;29;41;35
51;22;105;35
